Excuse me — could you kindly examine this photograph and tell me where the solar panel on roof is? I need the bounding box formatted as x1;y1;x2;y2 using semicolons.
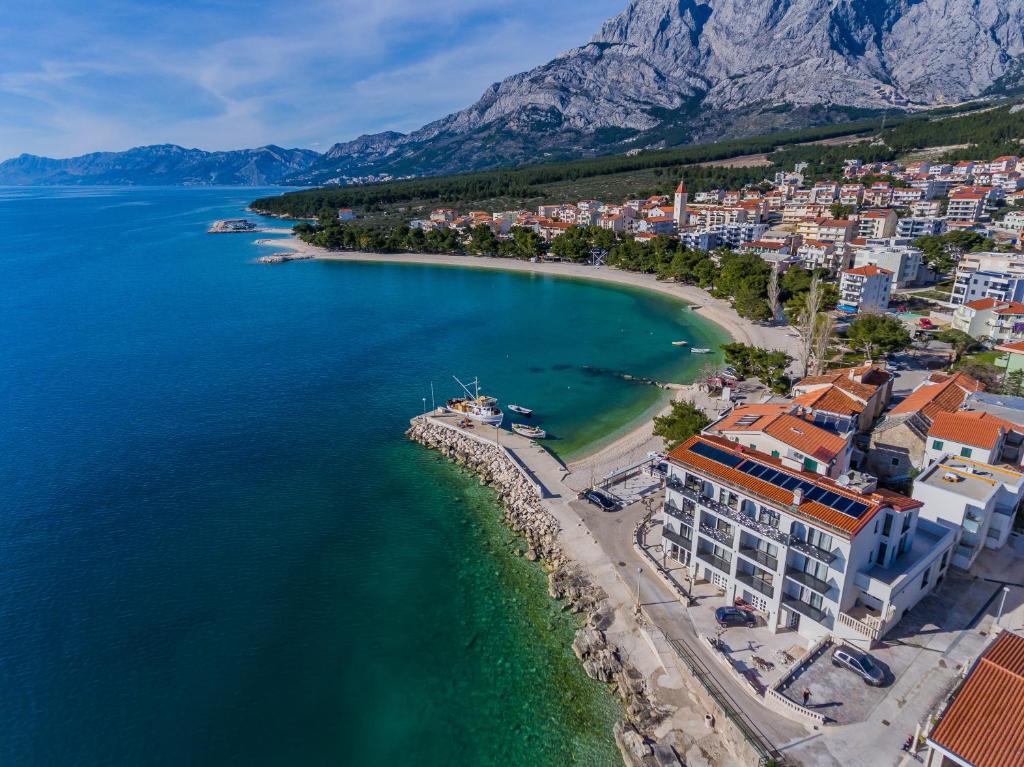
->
689;441;743;467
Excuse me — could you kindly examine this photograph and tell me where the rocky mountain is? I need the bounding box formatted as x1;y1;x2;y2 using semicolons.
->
296;0;1024;184
0;144;321;186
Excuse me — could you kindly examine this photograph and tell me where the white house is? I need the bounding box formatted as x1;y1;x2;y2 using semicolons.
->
851;238;923;288
658;435;955;648
839;265;893;314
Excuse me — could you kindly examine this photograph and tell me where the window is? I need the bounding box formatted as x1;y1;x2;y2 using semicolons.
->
941;550;949;570
932;439;944;451
758;507;780;528
961;447;973;458
771;450;780;458
921;567;931;589
891;457;900;466
876;541;888;564
882;512;893;537
806;528;833;553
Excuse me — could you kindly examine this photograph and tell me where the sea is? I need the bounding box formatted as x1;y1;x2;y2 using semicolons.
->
0;187;726;766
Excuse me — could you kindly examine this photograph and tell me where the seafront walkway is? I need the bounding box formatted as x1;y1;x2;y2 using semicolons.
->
423;412;821;765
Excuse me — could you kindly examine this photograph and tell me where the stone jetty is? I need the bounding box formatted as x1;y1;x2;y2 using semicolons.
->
407;416;666;767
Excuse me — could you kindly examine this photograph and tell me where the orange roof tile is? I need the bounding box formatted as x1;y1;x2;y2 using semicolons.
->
666;435;919;536
994;302;1024;316
844;265;893;277
928;631;1024;767
793;387;864;416
709;406;848;462
890;372;984;422
928;411;1009;450
996;340;1024;354
965;298;1002;310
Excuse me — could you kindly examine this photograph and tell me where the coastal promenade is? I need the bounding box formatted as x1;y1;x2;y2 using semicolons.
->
416;411;820;766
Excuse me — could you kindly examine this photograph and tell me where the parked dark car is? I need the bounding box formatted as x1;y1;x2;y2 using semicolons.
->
832;646;885;686
715;606;757;628
584;490;618;512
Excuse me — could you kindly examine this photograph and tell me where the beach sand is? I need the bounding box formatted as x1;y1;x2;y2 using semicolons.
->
261;235;803;477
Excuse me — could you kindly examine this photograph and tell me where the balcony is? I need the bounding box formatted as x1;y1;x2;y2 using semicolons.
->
785;568;831;595
662;527;692;549
674;484;788;545
695;549;732;575
736;571;775;598
664;503;694;527
789;537;837;565
738;545;778;571
782;595;829;624
700;523;734;546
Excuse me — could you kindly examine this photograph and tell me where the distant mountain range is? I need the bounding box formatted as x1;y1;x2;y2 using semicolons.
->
0;144;319;186
5;0;1024;187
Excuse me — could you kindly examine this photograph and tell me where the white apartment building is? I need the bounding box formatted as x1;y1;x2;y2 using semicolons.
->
913;455;1024;570
946;190;987;221
857;210;899;239
659;436;955;647
851;238;924;288
952;297;1024;343
896;217;946;238
839;265;893;314
952;252;1024;304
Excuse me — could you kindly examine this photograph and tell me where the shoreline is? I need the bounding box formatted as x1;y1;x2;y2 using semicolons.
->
257;235;801;470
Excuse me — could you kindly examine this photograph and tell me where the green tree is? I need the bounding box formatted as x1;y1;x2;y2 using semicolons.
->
830;202;854;219
1003;369;1024;397
934;329;980;363
721;343;793;393
469;224;499;255
846;314;912;359
550;226;591;262
653;401;711;450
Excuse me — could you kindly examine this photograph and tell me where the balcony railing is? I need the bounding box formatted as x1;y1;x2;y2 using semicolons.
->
788;538;837;565
674;484;788;545
837;610;882;641
664;503;694;527
782;595;829;625
785;568;831;595
662;527;692;549
736;571;775;598
737;545;778;571
700;523;735;546
695;549;732;575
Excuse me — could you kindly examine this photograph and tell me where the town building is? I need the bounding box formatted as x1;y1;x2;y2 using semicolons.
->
856;210;898;240
952;298;1024;343
923;411;1022;467
851;238;924;288
897;216;946;238
952;253;1024;305
925;629;1024;767
865;373;984;481
839;265;893;314
659;435;954;647
791;365;894;434
703;404;854;478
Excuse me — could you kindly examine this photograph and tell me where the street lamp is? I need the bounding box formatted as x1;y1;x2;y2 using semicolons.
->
996;585;1011;626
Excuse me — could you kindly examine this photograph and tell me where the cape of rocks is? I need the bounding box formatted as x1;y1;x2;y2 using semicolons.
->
298;0;1024;182
406;417;666;765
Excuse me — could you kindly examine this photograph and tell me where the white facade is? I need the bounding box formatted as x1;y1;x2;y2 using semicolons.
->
659;438;954;649
913;456;1024;570
852;238;923;288
839;267;893;314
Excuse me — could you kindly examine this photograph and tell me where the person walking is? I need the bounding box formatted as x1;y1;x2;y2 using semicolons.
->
802;688;811;707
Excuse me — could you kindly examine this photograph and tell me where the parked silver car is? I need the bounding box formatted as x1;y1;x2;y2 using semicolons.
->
831;646;885;686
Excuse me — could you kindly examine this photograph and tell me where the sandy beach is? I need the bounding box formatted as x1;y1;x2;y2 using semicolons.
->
261;235;802;477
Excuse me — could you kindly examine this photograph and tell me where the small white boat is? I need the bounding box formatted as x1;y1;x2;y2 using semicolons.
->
512;423;546;439
690;348;712;354
508;404;533;416
445;376;504;426
671;340;689;347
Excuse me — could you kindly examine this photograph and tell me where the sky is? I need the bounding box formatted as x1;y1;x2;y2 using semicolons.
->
0;0;626;160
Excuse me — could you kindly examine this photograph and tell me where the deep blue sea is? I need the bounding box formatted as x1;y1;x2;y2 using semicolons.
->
0;187;725;766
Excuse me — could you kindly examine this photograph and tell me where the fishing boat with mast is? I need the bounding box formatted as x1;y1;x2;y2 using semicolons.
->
445;376;504;426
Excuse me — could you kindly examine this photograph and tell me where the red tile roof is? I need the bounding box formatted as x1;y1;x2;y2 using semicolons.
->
965;297;1002;310
708;406;849;463
793;387;864;416
928;411;1010;450
844;265;893;277
996;340;1024;354
928;631;1024;767
994;302;1024;316
666;435;919;536
890;372;984;422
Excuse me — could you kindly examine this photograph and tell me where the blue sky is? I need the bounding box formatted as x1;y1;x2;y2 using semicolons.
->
0;0;626;159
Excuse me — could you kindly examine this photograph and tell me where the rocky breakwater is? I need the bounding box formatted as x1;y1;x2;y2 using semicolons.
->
407;417;666;767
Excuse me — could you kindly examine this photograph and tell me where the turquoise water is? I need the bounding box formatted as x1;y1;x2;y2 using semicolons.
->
0;187;726;766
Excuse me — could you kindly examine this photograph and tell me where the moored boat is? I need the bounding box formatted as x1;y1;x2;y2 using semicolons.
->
690;347;712;354
671;340;689;347
508;404;533;416
512;423;546;439
445;376;504;426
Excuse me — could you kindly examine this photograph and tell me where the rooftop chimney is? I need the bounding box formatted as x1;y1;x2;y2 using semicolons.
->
793;488;804;506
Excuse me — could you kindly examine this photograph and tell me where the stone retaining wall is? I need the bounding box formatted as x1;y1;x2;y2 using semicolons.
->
407;417;665;767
